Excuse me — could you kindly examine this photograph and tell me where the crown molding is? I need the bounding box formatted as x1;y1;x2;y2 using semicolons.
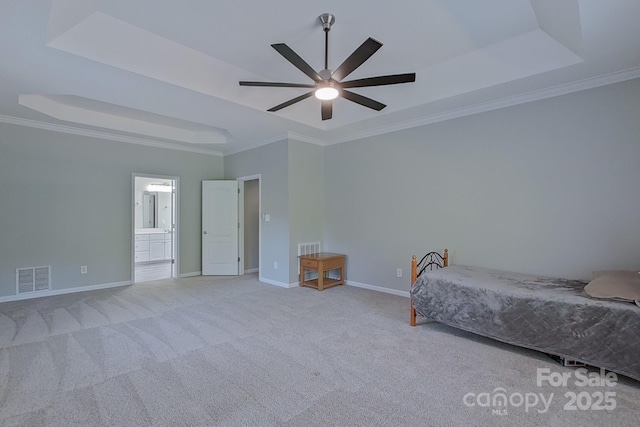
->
321;66;640;146
224;67;640;155
0;114;224;156
18;94;227;145
5;67;639;158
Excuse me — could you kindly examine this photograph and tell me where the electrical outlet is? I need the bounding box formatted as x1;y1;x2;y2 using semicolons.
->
81;265;88;274
273;261;278;269
396;268;402;278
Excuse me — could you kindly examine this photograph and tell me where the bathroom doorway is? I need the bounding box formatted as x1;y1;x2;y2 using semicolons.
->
132;174;179;283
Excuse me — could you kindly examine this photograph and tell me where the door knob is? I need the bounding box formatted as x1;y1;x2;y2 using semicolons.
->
203;231;207;234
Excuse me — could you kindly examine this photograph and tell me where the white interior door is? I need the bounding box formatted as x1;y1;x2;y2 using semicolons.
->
202;180;239;275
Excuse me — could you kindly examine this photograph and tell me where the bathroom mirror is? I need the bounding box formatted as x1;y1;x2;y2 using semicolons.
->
142;192;157;228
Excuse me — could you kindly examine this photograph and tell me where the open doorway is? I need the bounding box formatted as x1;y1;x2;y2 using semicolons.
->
238;175;260;275
132;174;179;283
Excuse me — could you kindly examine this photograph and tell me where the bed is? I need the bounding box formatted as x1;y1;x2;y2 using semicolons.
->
409;250;640;382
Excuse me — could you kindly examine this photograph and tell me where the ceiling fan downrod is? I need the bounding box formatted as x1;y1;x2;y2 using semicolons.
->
319;13;335;74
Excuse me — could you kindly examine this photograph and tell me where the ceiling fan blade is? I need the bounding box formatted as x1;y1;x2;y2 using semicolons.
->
321;100;333;121
240;81;316;88
267;91;314;112
341;90;386;111
331;38;383;82
340;73;416;88
271;43;322;82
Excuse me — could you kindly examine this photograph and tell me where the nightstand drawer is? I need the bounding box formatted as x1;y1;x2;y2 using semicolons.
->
301;258;318;269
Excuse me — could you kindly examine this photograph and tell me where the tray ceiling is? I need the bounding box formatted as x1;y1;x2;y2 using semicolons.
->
1;0;639;155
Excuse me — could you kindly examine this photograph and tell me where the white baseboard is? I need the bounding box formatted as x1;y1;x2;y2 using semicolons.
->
0;276;406;303
259;276;299;288
0;280;132;303
346;280;410;298
244;268;259;274
257;276;406;295
179;271;201;278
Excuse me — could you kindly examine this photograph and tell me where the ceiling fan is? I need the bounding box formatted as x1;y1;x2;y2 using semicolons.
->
239;13;416;121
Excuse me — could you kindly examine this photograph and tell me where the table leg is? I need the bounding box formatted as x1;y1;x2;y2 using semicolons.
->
317;261;324;291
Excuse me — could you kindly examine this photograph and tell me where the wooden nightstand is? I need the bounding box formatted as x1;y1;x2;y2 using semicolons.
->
299;252;346;291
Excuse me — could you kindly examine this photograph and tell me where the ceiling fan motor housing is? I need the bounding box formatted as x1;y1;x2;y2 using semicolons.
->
319;69;333;81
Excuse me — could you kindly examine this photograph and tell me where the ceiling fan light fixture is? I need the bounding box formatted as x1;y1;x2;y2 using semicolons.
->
315;84;339;100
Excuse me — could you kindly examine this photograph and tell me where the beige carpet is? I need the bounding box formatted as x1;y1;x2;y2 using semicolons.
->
0;274;638;426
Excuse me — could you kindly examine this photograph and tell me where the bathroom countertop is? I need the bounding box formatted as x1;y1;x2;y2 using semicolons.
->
134;229;172;234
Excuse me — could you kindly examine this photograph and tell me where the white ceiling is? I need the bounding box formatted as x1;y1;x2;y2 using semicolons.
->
1;0;639;156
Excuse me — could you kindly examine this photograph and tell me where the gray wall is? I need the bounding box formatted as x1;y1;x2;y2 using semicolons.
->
324;79;640;293
3;79;639;298
0;123;223;297
225;139;290;284
225;138;325;285
287;139;324;283
244;179;259;271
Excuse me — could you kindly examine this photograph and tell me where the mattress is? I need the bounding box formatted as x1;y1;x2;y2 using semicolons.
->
411;265;640;382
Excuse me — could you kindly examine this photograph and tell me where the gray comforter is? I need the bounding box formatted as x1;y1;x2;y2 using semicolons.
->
411;265;640;382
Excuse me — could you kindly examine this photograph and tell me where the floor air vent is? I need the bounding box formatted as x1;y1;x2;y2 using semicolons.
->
16;266;51;294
